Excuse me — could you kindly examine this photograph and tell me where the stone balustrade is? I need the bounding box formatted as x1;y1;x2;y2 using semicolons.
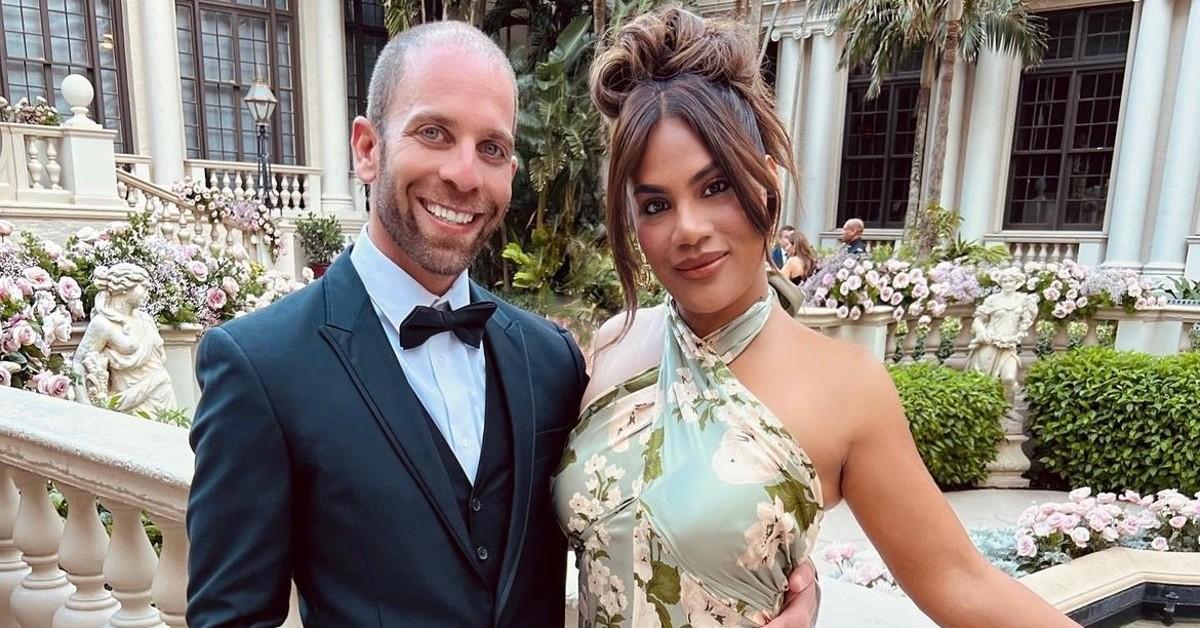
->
0;386;302;628
184;160;322;216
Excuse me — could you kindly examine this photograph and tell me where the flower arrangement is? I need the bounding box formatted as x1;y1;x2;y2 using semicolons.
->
171;178;284;260
995;260;1167;321
820;543;899;593
0;97;61;126
801;253;979;322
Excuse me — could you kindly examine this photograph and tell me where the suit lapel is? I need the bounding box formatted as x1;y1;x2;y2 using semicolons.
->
319;252;483;580
472;284;536;617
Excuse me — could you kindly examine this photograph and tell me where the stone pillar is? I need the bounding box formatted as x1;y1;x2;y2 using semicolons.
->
774;33;803;229
311;0;355;215
800;29;843;242
1145;0;1200;279
958;50;1016;241
1104;0;1173;270
137;0;187;185
939;56;968;212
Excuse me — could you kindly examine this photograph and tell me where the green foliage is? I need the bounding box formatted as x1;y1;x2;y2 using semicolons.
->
1166;277;1200;302
1024;347;1200;494
135;407;192;428
889;362;1008;488
295;213;345;265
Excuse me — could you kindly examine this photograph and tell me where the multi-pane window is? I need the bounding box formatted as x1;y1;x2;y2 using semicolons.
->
0;0;130;151
1006;6;1132;231
837;54;922;229
345;0;387;127
177;0;302;164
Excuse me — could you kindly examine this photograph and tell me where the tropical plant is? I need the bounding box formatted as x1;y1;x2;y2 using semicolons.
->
295;212;346;266
812;0;1047;256
385;0;488;34
1165;277;1200;302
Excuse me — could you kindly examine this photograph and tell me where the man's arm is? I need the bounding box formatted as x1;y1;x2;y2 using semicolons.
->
186;326;293;628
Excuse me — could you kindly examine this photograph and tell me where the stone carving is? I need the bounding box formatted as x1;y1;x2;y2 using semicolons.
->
968;266;1039;489
71;263;176;417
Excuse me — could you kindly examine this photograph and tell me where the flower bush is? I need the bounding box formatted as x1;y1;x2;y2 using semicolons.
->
171;177;284;260
820;543;899;593
0;97;60;126
984;260;1166;321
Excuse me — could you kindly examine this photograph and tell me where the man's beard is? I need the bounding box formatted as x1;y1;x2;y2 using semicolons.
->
373;152;503;278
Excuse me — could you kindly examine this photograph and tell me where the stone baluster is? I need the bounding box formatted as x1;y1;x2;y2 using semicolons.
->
146;199;162;238
302;176;311;212
192;208;207;249
26;136;45;189
149;518;187;628
233;172;245;201
175;206;192;246
220;172;233;198
100;501;164;628
45;139;62;190
206;171;220;193
0;467;31;628
54;486;118;627
116;178;128;204
273;175;284;211
243;171;256;203
11;471;74;628
161;204;180;244
209;223;224;258
289;176;301;211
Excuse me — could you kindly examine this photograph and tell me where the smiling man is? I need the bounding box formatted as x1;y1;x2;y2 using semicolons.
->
185;22;586;628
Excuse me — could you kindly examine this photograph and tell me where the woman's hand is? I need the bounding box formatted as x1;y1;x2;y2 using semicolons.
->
764;558;819;627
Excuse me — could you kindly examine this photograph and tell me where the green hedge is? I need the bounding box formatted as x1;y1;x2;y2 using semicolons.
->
889;363;1008;489
1024;347;1200;495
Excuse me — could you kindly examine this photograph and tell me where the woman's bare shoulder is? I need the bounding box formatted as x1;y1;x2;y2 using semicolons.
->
581;305;667;410
784;317;902;422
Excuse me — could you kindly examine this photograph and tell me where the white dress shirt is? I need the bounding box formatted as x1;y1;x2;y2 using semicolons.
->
350;227;488;483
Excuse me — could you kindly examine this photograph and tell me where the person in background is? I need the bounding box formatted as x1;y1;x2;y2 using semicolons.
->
782;230;818;285
841;217;867;255
771;224;795;268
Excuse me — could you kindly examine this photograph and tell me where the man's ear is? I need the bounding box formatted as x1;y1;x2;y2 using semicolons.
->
509;154;519;179
351;116;380;184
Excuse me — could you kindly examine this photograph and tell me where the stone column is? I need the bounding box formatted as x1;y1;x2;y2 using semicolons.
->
958;49;1016;241
774;33;803;229
1145;0;1200;278
939;56;968;212
137;0;187;185
1104;0;1173;270
311;0;355;215
800;28;843;242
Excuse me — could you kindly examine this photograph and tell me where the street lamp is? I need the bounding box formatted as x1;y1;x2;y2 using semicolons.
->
243;78;278;211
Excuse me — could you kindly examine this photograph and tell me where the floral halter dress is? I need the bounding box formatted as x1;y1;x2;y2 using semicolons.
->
552;295;824;627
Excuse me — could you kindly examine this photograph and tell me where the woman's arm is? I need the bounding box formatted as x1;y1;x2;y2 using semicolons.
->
839;354;1078;627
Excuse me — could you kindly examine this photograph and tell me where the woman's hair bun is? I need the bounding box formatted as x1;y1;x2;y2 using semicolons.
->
590;6;759;120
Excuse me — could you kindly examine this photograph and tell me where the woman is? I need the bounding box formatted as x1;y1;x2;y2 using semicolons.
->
781;231;817;285
552;7;1078;628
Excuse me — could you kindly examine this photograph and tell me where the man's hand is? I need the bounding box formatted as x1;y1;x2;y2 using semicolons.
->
764;558;820;627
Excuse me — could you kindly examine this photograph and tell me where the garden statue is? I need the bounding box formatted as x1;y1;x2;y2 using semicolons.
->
968;266;1038;488
71;263;177;417
968;266;1037;400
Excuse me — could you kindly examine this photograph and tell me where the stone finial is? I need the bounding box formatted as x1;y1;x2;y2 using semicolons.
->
61;74;99;129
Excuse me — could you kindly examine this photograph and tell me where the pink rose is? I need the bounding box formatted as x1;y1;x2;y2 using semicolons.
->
0;278;23;303
0;367;10;388
1097;492;1117;505
57;258;77;273
1;332;19;354
1069;527;1090;548
0;220;12;236
206;287;228;310
69;300;85;320
1015;535;1036;558
1169;516;1187;529
221;276;240;298
21;267;54;291
188;260;209;280
1069;487;1092;502
57;276;82;301
42;311;71;345
42;241;62;260
1151;537;1170;551
15;278;33;297
11;321;38;347
34;372;70;399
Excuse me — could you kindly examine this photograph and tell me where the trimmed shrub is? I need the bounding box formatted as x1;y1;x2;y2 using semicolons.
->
889;363;1008;488
1024;347;1200;495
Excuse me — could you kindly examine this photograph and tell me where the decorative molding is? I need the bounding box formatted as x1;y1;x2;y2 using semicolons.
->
1021;548;1200;614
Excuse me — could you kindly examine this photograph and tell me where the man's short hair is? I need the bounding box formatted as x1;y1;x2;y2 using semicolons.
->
843;218;865;231
366;21;517;136
779;225;795;236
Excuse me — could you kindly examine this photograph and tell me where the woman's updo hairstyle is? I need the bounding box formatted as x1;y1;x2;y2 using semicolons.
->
591;5;796;318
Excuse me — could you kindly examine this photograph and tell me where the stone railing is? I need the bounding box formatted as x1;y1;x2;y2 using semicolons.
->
0;124;66;199
983;231;1108;267
184;160;322;216
816;228;903;255
116;169;282;269
115;153;152;180
0;386;302;627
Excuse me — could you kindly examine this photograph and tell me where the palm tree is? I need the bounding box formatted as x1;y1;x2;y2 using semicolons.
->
811;0;1046;255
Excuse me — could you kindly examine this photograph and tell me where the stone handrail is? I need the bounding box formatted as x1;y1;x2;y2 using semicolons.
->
0;386;302;627
983;231;1109;267
117;168;282;269
184;159;322;215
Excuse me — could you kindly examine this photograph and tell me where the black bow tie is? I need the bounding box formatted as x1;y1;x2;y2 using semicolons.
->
398;301;497;350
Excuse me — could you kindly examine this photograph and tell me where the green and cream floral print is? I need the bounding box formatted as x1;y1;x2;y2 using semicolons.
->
553;294;824;628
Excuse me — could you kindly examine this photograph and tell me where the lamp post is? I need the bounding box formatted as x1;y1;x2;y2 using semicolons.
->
243;79;278;211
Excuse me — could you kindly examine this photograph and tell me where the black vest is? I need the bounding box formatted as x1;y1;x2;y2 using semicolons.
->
422;343;514;593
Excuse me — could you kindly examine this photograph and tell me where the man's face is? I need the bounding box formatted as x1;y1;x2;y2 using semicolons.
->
352;45;518;287
841;223;860;242
778;228;794;249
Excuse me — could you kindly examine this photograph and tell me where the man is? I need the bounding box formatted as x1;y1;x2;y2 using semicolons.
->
771;224;795;268
187;20;818;628
841;217;867;255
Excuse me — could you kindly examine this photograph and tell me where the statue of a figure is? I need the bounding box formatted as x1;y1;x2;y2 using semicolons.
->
968;267;1038;401
71;263;177;417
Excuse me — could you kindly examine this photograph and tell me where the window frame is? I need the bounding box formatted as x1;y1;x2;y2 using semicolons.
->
176;0;304;164
344;0;388;123
0;0;133;151
1003;5;1132;232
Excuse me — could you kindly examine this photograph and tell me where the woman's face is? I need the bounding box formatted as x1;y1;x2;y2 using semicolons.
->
631;117;770;335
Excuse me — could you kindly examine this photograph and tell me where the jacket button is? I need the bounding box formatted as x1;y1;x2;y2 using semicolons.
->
470;498;482;512
476;546;489;561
